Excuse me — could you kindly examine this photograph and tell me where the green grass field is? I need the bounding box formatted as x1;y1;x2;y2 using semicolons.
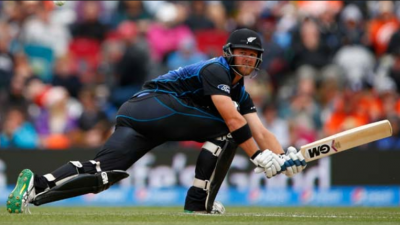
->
1;207;399;225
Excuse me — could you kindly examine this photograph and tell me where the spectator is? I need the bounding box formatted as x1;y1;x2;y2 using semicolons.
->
30;86;80;149
235;1;265;29
368;1;400;57
111;1;153;28
333;42;375;91
283;67;322;146
146;2;194;64
3;53;34;110
205;1;227;31
258;10;288;92
316;2;343;55
0;21;14;89
323;88;371;136
51;55;82;98
18;2;70;82
19;1;71;57
76;87;112;148
23;76;53;108
376;80;399;119
70;1;109;42
290;18;331;70
339;4;367;46
0;107;38;149
1;2;42;48
375;44;400;94
387;49;400;92
166;37;207;70
317;65;345;124
184;1;215;31
111;21;151;107
374;115;400;150
260;100;290;149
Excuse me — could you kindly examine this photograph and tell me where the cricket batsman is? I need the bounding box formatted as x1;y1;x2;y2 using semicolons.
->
6;28;306;214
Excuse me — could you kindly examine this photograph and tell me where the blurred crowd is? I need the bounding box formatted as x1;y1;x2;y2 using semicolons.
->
0;1;400;150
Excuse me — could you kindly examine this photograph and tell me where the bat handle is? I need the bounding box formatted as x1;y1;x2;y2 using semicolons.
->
279;162;287;173
278;153;307;173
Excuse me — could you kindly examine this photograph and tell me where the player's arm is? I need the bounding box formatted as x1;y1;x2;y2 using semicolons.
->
211;95;283;178
211;95;259;156
243;112;307;177
202;65;281;177
243;112;284;154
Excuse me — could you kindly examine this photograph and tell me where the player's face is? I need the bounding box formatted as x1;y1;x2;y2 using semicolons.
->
232;48;258;76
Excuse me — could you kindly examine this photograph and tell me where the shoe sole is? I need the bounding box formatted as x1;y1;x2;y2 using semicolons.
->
184;210;210;214
7;169;34;214
184;200;225;214
184;210;205;214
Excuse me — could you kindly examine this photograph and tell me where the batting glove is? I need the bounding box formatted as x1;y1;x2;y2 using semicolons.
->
281;146;307;177
250;150;283;178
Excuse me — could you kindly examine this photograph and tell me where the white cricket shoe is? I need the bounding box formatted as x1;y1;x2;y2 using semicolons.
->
210;201;225;214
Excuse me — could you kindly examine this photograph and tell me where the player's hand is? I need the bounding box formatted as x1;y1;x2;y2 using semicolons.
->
281;146;307;177
250;150;283;178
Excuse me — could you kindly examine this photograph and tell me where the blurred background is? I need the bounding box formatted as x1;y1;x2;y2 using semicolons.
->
0;1;399;207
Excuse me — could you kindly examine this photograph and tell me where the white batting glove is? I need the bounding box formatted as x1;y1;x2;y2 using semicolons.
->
281;146;307;177
250;150;284;178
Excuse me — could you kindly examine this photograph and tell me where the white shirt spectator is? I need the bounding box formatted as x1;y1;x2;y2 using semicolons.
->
20;6;71;57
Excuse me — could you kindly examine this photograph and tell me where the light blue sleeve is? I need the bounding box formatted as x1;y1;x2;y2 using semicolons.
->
12;123;39;149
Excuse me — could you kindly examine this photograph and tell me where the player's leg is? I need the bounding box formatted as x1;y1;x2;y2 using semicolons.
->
7;126;164;213
13;93;224;212
116;93;237;213
7;93;233;214
183;140;220;213
184;135;238;214
145;95;238;213
113;93;237;213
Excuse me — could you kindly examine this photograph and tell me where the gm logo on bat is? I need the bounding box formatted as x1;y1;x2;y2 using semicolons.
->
307;140;339;159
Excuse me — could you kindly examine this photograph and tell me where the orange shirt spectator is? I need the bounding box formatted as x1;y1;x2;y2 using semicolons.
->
368;1;400;56
324;90;371;135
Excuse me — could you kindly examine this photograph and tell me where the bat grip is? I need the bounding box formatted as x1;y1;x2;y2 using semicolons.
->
278;162;287;173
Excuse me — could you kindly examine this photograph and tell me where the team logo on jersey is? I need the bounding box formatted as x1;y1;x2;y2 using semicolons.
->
217;84;230;94
247;37;257;44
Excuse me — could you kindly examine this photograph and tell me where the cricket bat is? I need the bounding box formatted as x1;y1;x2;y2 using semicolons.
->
300;120;392;162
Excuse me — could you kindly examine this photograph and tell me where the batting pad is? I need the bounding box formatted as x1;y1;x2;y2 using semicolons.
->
33;170;129;206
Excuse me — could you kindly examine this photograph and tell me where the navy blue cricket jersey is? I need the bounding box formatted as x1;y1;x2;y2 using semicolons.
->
140;56;256;115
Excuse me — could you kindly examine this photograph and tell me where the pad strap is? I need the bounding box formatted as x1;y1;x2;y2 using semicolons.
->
70;161;84;173
89;160;102;172
43;174;56;182
203;142;222;157
43;174;56;188
193;178;210;191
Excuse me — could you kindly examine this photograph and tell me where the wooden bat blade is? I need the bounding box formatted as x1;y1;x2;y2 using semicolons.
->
300;120;392;162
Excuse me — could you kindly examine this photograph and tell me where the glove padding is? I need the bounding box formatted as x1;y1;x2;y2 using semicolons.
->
281;146;307;177
251;150;284;178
